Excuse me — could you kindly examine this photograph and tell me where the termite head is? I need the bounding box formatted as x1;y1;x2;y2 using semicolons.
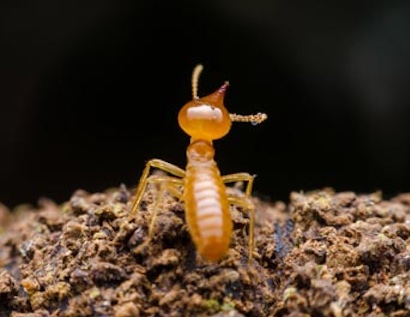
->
178;82;232;141
178;64;267;141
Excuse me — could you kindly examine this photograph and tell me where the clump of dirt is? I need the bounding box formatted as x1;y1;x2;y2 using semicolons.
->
1;186;410;316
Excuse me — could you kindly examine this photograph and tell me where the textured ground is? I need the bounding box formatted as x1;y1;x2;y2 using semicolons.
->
1;185;410;317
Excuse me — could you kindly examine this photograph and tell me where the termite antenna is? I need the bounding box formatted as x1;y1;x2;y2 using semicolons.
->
192;64;204;99
230;112;268;125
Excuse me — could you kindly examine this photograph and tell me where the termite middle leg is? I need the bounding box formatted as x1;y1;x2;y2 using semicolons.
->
222;173;256;262
227;195;256;263
145;177;183;239
130;159;185;219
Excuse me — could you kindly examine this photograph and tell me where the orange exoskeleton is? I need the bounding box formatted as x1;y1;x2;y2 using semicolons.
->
130;64;267;262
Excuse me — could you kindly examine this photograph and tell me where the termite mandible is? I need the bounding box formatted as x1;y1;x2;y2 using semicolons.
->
130;64;267;262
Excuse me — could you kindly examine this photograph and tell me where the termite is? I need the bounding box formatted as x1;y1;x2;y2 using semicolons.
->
130;64;267;262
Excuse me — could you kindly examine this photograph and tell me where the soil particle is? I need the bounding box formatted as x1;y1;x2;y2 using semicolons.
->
1;187;410;316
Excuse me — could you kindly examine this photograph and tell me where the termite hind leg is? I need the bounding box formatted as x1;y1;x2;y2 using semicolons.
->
222;172;255;198
147;180;183;239
130;159;186;219
227;196;255;264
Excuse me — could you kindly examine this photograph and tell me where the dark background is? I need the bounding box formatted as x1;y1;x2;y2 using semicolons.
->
1;0;410;208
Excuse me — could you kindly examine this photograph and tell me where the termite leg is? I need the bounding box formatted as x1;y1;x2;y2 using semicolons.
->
222;173;255;197
130;159;186;219
145;177;183;239
222;173;256;263
227;195;255;263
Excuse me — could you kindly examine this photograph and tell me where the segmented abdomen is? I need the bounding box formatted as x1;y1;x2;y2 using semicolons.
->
184;162;232;262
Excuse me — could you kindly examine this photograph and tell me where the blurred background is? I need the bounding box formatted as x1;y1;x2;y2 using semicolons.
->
1;0;410;208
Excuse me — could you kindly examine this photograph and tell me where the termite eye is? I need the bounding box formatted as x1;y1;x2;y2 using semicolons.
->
178;83;232;141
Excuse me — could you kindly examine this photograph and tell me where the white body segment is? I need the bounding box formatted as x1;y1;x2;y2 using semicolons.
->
183;158;232;261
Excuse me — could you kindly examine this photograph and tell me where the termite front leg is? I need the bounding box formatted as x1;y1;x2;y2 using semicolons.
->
130;159;186;219
222;172;255;198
